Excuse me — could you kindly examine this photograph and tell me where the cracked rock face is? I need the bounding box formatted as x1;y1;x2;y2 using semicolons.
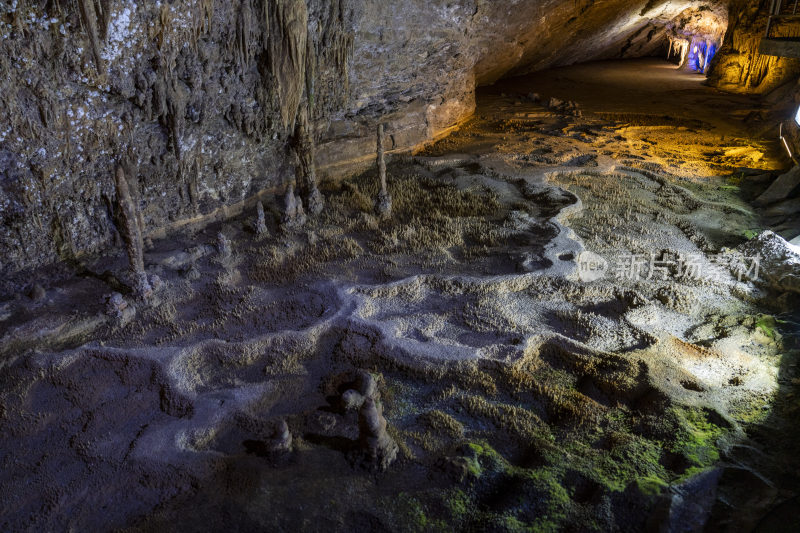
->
1;0;730;280
709;0;800;94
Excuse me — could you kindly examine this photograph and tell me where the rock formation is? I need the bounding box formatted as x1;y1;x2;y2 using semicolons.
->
0;1;735;279
114;166;151;300
708;0;800;93
267;419;293;455
357;397;398;472
281;183;306;231
374;124;392;219
755;166;800;206
734;230;800;301
255;201;269;236
216;232;232;260
292;107;324;216
105;291;134;324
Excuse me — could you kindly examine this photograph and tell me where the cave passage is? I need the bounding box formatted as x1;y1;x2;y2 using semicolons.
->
1;1;800;532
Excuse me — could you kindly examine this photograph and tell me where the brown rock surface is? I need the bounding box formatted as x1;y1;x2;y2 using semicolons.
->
0;0;730;278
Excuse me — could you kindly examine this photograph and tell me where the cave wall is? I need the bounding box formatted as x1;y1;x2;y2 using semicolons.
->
0;0;729;276
708;0;800;93
317;0;729;173
0;0;354;275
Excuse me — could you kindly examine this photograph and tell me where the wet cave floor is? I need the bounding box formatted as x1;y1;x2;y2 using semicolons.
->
1;59;799;532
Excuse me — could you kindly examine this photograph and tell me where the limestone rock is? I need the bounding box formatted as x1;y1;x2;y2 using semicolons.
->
158;384;194;419
267;419;293;454
255;201;269;236
106;292;135;325
133;272;153;301
281;184;307;231
355;369;378;400
754;165;800;206
148;274;164;293
216;232;232;260
182;264;201;281
27;284;46;302
375;192;392;220
306;187;325;217
357;397;398;471
734;230;800;295
293;108;325;216
1;1;732;276
341;389;365;410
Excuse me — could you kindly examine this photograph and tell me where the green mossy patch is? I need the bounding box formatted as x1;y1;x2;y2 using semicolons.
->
586;431;668;493
755;315;780;340
635;475;669;497
669;407;725;471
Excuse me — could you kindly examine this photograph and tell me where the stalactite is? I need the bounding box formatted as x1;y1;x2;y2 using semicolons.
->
266;0;309;130
311;0;354;115
77;0;105;73
235;0;254;67
165;79;186;160
156;3;173;51
94;0;112;41
305;28;316;109
191;0;215;47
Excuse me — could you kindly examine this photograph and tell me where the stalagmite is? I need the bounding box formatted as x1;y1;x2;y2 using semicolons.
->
114;166;152;300
255;201;269;236
375;124;392;219
281;183;306;231
269;420;292;453
216;232;232;260
292;107;324;216
358;397;398;471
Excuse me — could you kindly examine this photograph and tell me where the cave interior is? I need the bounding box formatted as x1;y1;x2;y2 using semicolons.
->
1;1;800;531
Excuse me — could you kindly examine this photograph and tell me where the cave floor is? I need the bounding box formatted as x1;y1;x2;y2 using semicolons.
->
1;59;799;532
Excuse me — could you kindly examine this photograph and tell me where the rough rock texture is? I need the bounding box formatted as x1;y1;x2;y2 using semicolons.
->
734;230;800;297
0;59;796;530
1;0;730;277
357;397;398;471
0;0;353;276
708;0;800;93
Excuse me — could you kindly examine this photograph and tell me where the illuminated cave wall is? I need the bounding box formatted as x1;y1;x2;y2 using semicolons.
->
0;0;730;277
708;0;800;93
684;39;719;72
